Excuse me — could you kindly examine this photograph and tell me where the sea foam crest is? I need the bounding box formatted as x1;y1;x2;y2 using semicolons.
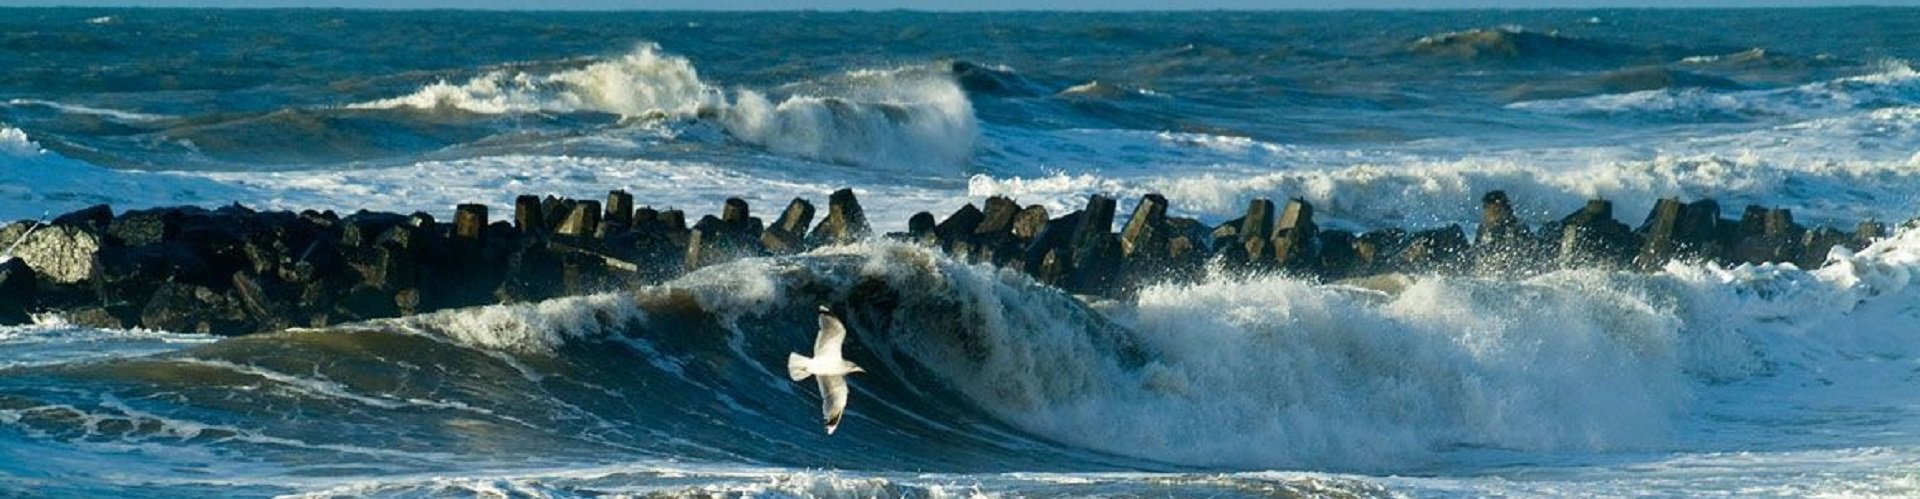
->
1510;59;1919;118
0;125;42;157
813;229;1920;470
352;44;978;173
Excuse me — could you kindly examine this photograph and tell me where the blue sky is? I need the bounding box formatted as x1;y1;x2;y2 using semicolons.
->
2;0;1914;9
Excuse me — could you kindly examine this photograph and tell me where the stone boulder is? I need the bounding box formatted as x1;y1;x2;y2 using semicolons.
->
807;188;870;247
1;221;101;285
0;258;35;324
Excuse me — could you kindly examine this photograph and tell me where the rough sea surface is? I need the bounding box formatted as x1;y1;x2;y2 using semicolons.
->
1;8;1918;497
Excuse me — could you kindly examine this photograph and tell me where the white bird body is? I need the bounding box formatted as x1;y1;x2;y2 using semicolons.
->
788;306;864;435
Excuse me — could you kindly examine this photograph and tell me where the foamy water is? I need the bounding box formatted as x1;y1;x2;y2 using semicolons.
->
2;8;1918;497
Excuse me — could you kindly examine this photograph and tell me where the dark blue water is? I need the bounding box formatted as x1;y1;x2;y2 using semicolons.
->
2;8;1919;497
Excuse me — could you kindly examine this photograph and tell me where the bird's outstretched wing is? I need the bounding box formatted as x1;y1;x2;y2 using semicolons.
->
814;306;847;360
817;375;849;434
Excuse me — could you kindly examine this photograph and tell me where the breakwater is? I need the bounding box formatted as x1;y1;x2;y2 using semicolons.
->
0;189;1895;335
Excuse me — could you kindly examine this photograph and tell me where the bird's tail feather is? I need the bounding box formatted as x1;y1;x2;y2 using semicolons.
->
787;353;812;381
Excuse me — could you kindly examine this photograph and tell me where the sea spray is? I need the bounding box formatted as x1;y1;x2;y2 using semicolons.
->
351;44;978;173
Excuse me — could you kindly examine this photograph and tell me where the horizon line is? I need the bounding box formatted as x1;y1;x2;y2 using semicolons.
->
1;4;1913;11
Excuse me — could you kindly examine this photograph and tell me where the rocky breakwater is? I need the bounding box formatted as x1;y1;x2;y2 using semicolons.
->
0;188;1898;335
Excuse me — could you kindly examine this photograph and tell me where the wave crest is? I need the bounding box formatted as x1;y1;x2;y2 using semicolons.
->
350;44;977;173
1407;26;1643;67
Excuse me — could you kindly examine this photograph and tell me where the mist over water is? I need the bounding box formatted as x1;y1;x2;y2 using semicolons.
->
2;7;1919;497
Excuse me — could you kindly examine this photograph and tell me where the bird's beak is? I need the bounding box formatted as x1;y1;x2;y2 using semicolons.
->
852;365;866;373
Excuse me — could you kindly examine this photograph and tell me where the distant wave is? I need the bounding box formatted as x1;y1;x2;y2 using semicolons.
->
1678;47;1848;71
1505;66;1745;102
350;44;978;174
1406;26;1649;67
2;99;173;123
1509;59;1919;120
948;59;1053;97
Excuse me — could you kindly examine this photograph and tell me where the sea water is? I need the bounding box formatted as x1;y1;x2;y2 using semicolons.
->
0;8;1917;497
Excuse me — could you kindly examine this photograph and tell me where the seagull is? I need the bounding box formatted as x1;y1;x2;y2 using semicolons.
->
788;305;866;435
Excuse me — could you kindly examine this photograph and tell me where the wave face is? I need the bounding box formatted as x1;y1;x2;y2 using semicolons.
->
4;231;1920;495
4;7;1920;497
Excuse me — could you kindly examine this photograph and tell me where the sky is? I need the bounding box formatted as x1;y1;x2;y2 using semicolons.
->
1;0;1914;9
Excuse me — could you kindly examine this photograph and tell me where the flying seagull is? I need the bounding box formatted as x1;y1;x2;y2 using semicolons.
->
788;306;866;435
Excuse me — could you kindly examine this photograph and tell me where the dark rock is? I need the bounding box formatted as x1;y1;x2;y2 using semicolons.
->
807;189;871;247
514;195;544;233
1164;217;1212;265
108;206;207;247
454;204;488;242
905;212;936;241
338;283;401;320
340;211;408;248
51;204;112;231
762;198;816;255
1474;191;1526;246
1402;225;1469;271
1472;191;1544;275
1066;232;1124;296
1;222;101;284
542;197;573;233
660;209;691;247
408;212;436;229
1225;199;1276;264
722;198;750;225
1315;230;1359;279
1354;228;1409;274
91;242;213;309
1072;194;1118;251
1119;194;1171;261
141;281;251;335
1118;195;1185;287
1271;198;1318;270
65;306;126;330
934;203;985;252
685;207;766;270
229;271;290;330
495;239;564;303
1555;199;1638;269
1854;221;1886;249
1734;206;1804;264
1626;198;1732;269
1011;205;1049;241
606;190;635;227
555;200;602;239
974;196;1022;239
1799;226;1849;269
1023;211;1082;280
0;258;35;324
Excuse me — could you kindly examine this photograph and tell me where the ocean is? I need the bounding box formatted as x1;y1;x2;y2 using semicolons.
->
1;7;1918;497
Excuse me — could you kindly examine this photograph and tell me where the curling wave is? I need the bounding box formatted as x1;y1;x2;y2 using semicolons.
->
349;44;978;173
4;229;1918;480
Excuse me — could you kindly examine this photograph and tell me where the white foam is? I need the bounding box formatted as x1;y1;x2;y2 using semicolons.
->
396;292;643;353
0;324;218;369
0;125;40;157
806;229;1920;471
3;99;172;123
1510;59;1919;118
351;44;977;173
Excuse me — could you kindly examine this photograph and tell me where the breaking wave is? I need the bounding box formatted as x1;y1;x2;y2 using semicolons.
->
1406;26;1653;67
1509;59;1920;120
5;228;1918;481
350;44;978;173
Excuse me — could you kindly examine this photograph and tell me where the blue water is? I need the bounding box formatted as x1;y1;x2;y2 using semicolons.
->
1;8;1919;497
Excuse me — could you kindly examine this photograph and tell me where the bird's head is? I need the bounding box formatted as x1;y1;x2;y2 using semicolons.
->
850;363;866;374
